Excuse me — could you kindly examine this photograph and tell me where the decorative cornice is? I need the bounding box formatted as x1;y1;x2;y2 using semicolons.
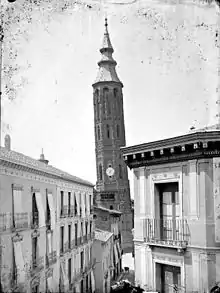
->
123;135;220;169
0;164;93;193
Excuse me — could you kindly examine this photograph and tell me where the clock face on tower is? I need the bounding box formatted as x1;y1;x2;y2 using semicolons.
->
106;167;115;177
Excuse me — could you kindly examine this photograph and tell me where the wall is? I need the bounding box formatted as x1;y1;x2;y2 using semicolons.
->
0;163;94;292
133;157;220;291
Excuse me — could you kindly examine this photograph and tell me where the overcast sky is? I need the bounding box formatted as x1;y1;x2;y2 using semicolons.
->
1;0;219;197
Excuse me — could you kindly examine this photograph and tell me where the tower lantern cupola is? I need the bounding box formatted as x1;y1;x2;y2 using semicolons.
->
93;17;123;87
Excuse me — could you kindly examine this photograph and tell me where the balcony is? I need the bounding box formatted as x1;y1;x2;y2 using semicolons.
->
143;218;189;251
0;212;29;232
60;205;74;218
46;251;57;267
31;256;44;275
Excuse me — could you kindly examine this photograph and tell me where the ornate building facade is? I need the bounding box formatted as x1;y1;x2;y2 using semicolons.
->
92;19;133;254
0;136;95;293
122;131;220;292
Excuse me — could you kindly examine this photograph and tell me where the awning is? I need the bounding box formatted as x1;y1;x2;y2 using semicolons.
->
35;192;45;228
86;193;90;216
81;193;85;217
47;232;52;254
116;242;121;258
60;262;69;287
75;192;80;216
47;277;53;292
13;241;25;283
47;193;56;230
114;244;119;264
91;270;95;293
13;189;23;213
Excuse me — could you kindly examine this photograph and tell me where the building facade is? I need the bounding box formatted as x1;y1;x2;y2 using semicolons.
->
122;131;220;292
93;229;114;293
93;206;123;282
92;18;133;254
0;138;95;293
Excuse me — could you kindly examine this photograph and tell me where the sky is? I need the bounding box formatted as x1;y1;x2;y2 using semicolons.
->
1;0;219;197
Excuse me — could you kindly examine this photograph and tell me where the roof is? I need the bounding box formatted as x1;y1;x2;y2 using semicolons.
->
0;146;94;187
94;205;122;215
93;18;122;86
95;229;113;243
121;130;220;156
121;130;220;169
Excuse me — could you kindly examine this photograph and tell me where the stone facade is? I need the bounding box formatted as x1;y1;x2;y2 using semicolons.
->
92;19;133;254
0;145;95;293
122;131;220;292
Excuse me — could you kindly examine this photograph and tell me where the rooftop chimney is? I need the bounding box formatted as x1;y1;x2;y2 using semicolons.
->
4;134;11;151
38;149;49;165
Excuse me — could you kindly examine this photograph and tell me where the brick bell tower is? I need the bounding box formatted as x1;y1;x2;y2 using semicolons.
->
92;18;133;253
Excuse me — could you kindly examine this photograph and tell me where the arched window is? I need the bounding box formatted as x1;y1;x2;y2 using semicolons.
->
95;89;100;121
116;125;120;138
106;124;110;139
96;103;100;121
113;88;118;97
103;88;109;115
110;205;113;210
99;164;103;181
97;126;101;140
119;164;123;179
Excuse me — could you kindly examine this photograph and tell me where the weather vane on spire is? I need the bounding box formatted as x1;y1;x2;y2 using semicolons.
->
105;16;108;28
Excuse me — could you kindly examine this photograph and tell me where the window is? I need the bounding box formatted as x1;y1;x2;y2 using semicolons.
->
32;237;38;268
60;191;64;217
60;226;64;254
46;195;51;229
32;193;39;228
106;124;110;138
81;223;83;243
99;164;103;181
86;275;89;292
68;225;71;249
103;87;109;115
80;280;84;293
68;258;72;284
119;164;123;179
97;125;101;140
116;125;120;138
74;194;77;216
68;192;71;215
75;223;78;246
110;205;113;210
85;222;88;240
113;88;118;97
80;251;84;270
90;222;92;236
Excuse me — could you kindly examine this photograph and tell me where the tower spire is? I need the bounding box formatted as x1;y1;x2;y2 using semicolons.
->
92;17;122;86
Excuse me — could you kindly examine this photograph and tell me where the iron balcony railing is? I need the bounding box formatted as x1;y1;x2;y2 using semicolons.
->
60;205;74;218
143;218;189;248
0;212;29;232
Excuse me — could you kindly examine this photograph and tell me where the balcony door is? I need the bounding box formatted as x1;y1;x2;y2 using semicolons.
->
156;263;181;293
159;183;179;241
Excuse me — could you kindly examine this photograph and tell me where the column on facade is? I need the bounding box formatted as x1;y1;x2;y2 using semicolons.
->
145;245;153;290
192;251;200;292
